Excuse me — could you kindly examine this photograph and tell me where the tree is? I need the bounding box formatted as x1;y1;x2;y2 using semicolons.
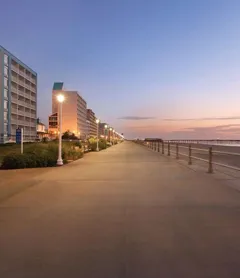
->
62;130;78;140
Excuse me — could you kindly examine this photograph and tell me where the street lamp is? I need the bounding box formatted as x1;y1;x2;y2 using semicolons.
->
113;129;115;145
57;94;65;166
109;127;113;144
104;124;108;140
96;118;100;151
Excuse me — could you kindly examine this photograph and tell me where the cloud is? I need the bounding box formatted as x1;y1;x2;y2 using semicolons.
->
163;116;240;122
185;124;240;132
124;125;159;130
118;116;156;120
164;124;240;140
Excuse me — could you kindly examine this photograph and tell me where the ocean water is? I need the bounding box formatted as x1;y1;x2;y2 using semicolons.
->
205;143;240;147
193;142;240;147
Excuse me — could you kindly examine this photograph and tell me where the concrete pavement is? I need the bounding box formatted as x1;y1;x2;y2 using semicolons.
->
0;141;240;278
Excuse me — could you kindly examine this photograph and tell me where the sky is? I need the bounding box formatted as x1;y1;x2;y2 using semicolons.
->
1;0;240;139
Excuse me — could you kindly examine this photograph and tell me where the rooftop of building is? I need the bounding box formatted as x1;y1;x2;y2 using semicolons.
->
0;45;37;75
52;82;64;91
37;122;45;126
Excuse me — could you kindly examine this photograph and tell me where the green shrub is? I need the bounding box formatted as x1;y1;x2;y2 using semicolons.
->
1;141;84;169
1;152;58;169
89;142;97;151
1;154;27;169
87;138;108;151
74;141;82;148
88;138;97;151
99;139;107;150
42;137;49;143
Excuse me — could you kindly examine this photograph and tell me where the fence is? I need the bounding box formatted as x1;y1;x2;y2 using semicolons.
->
142;141;240;174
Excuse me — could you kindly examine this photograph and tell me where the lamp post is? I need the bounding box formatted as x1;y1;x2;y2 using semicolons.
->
113;129;115;145
109;127;112;145
104;124;108;140
96;119;100;151
57;94;65;166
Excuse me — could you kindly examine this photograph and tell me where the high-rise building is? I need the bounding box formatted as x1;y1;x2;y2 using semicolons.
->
87;109;97;137
49;82;87;139
0;46;37;143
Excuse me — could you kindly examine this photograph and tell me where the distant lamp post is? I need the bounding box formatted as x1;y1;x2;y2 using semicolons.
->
96;118;100;151
57;94;65;166
104;124;108;140
109;127;113;144
113;129;115;145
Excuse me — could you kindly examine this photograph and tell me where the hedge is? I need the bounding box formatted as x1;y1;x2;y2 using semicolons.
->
88;138;108;151
1;142;84;169
1;153;57;169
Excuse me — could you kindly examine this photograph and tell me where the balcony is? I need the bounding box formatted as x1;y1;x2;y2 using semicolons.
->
30;87;36;94
18;110;25;116
30;104;35;110
24;93;30;99
18;90;24;97
11;87;17;93
11;119;18;125
31;78;36;84
19;71;25;78
11;65;18;73
11;108;18;114
18;120;26;125
27;113;33;119
25;74;31;81
24;131;33;136
11;76;18;83
19;80;25;87
18;100;26;107
11;97;18;104
31;95;36;101
25;84;31;90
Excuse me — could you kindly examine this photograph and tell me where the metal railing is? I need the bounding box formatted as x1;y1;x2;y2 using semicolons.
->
143;141;240;173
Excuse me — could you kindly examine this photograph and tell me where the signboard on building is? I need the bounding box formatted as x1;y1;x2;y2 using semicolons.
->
16;128;22;144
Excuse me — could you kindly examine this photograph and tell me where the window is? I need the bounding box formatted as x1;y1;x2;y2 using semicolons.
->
4;112;8;122
4;77;8;88
4;100;8;110
4;88;8;99
4;54;8;65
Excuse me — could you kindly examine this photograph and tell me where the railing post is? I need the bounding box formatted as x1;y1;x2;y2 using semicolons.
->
162;142;164;154
158;141;160;152
168;142;170;156
188;144;192;165
155;142;157;151
176;143;179;159
208;147;213;173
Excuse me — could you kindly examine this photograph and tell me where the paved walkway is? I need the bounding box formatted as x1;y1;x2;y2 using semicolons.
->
0;142;240;278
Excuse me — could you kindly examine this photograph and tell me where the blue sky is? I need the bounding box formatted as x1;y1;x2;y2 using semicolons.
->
1;0;240;139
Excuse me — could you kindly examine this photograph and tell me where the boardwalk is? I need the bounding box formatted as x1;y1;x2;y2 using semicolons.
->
0;142;240;278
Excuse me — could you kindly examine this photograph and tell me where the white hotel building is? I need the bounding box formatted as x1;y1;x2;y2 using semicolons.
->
0;46;37;143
